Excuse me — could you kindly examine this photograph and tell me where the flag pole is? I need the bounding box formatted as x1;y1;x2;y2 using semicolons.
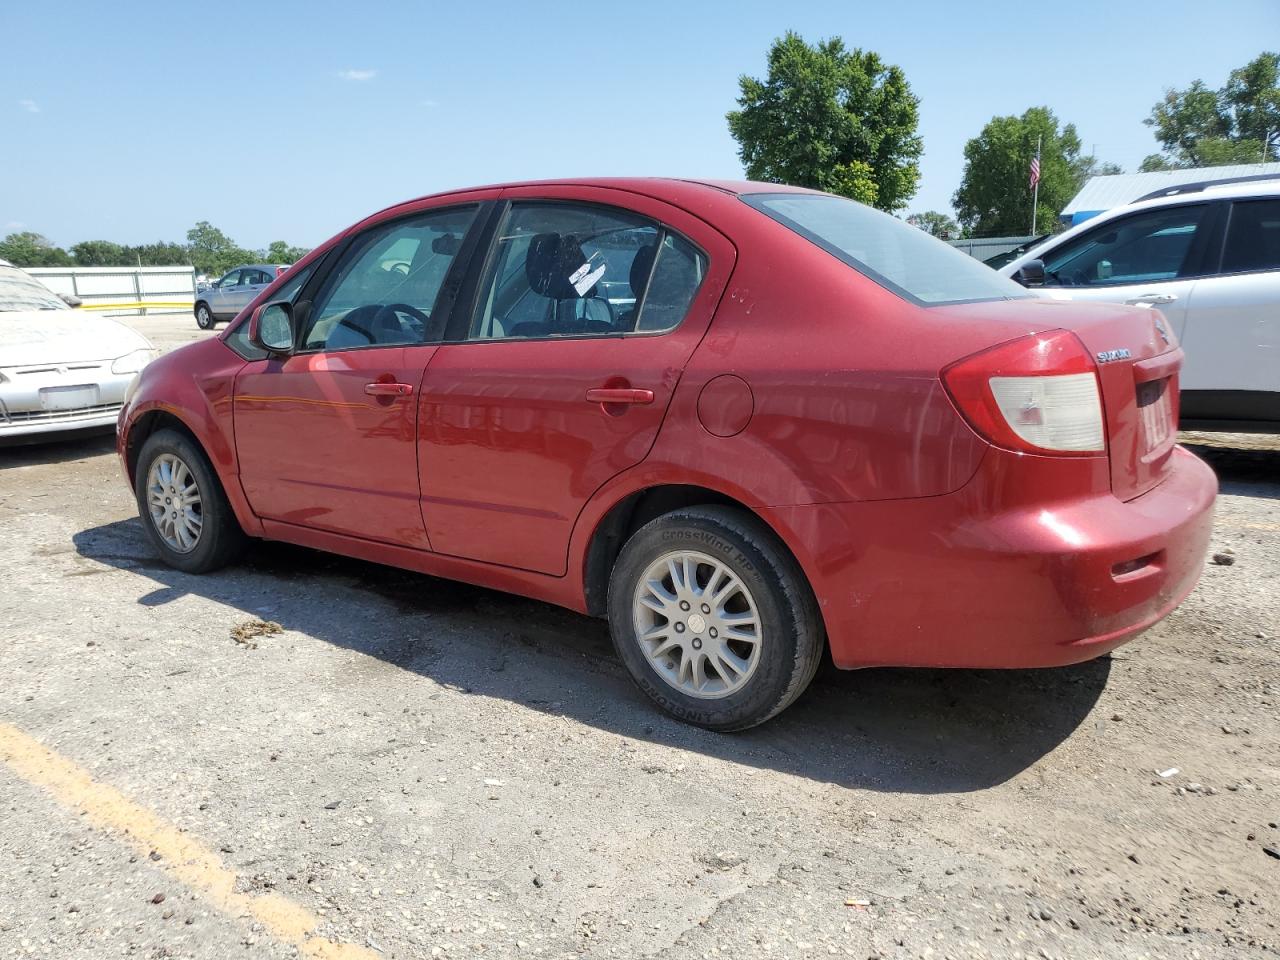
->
1030;135;1042;235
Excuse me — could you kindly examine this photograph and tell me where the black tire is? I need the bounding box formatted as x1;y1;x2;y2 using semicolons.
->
134;428;245;574
195;302;216;329
607;506;824;731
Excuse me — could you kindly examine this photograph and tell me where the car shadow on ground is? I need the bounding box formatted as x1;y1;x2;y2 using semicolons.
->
0;432;116;470
74;514;1112;796
1180;442;1280;500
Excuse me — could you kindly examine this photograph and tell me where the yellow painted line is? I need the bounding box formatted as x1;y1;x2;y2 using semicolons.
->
0;722;376;960
81;301;193;311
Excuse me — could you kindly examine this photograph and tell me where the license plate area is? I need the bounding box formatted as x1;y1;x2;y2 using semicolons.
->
1136;378;1173;453
39;384;100;411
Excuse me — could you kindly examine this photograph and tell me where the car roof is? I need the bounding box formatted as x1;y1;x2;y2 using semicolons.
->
360;177;821;222
1001;178;1280;275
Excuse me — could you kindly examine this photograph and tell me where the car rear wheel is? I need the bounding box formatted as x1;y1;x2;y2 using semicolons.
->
607;506;823;731
134;429;245;573
195;303;216;329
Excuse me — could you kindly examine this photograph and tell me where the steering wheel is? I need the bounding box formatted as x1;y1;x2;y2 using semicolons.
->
379;302;431;339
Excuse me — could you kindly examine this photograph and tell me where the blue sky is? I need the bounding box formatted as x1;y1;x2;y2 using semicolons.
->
2;0;1276;250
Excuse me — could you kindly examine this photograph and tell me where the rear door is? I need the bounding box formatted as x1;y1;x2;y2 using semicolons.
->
417;187;735;575
1180;197;1280;396
1036;201;1221;340
241;268;273;311
233;202;485;547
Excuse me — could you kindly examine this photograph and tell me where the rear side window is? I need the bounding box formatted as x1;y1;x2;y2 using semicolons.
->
742;193;1026;306
1221;199;1280;274
468;202;706;340
1041;205;1209;286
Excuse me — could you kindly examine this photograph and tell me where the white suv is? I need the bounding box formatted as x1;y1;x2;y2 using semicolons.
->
1000;177;1280;432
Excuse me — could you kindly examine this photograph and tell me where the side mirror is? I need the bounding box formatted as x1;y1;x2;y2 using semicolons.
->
1013;258;1046;287
59;293;83;308
249;301;295;355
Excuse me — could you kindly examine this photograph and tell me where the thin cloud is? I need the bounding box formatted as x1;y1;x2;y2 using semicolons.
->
18;99;40;114
337;69;376;82
422;98;438;108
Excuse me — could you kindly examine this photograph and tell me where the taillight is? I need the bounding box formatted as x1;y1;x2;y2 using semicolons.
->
942;329;1106;456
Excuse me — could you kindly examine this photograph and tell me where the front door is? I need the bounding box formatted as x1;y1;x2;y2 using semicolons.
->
234;203;482;547
210;269;242;318
1036;201;1220;341
418;190;734;575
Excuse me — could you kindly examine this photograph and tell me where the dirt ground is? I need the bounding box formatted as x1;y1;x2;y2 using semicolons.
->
1;314;1277;959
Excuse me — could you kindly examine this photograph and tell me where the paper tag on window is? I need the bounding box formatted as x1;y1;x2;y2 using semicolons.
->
569;261;592;285
572;263;607;296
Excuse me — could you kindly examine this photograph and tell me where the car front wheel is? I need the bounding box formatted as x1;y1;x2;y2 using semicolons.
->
195;303;216;329
607;506;823;731
134;428;245;573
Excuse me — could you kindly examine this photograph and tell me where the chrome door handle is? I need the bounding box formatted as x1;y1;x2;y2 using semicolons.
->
365;382;414;396
585;387;654;405
1126;292;1177;305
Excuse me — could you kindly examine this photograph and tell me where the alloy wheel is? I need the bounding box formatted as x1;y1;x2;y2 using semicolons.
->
631;550;762;699
146;453;203;553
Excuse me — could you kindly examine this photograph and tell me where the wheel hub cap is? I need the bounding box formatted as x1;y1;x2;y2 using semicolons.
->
146;454;203;553
631;550;762;700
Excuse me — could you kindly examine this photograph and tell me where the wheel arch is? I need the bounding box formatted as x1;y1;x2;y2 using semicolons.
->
579;481;825;643
123;402;263;537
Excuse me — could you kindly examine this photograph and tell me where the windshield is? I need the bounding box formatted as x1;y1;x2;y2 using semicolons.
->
0;265;65;312
742;193;1029;306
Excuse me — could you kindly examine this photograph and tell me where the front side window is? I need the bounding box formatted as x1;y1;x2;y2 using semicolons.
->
300;205;477;351
742;192;1026;306
469;202;706;340
219;270;243;288
1041;204;1209;287
1221;199;1280;275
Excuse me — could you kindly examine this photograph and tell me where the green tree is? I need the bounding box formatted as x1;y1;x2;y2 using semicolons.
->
1142;52;1280;169
953;107;1108;236
0;231;73;266
130;242;190;266
906;211;958;239
71;240;127;265
264;240;311;264
726;32;922;211
185;221;253;275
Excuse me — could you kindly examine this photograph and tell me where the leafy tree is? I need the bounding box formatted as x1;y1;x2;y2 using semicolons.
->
264;240;311;264
953;107;1114;236
186;220;254;276
71;240;127;266
727;32;922;211
0;231;73;266
1142;52;1280;169
130;242;190;266
906;211;958;239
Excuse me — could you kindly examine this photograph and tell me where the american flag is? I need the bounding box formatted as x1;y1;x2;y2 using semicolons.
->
1029;154;1041;190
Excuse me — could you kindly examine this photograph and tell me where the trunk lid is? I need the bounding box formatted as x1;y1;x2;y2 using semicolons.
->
935;298;1181;501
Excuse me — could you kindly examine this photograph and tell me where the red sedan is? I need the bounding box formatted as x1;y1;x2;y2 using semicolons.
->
117;179;1217;730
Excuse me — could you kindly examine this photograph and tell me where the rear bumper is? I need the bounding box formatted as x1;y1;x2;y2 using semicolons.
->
764;445;1217;669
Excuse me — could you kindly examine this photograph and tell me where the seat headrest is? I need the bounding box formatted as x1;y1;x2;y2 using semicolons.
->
629;242;657;299
525;233;589;299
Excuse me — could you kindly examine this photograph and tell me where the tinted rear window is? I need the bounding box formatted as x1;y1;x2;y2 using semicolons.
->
742;193;1028;306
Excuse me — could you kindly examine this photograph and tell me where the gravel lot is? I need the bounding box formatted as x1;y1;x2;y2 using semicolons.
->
1;313;1277;959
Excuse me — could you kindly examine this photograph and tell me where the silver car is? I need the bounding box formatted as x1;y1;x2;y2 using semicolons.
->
194;264;287;329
